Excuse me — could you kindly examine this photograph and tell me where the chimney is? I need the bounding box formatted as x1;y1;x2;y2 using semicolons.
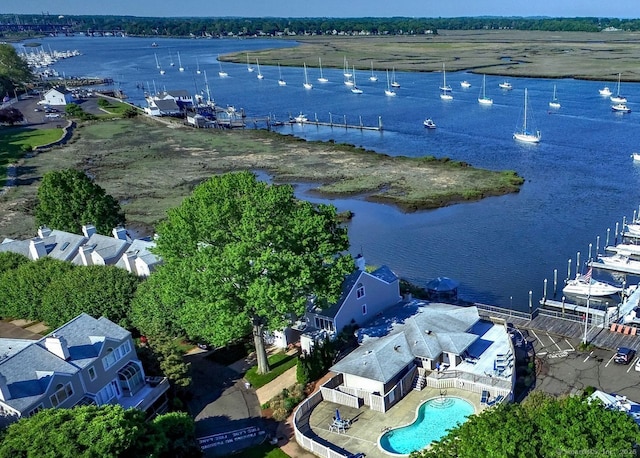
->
122;251;138;275
38;226;52;238
355;254;366;271
79;245;94;266
0;374;10;401
44;335;70;360
29;240;47;260
112;226;128;241
82;224;96;238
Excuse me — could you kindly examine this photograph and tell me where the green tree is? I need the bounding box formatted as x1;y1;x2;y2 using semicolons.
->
0;107;24;125
35;168;125;235
0;43;32;97
0;252;29;276
137;171;353;374
147;335;192;391
0;405;200;458
410;393;640;458
40;265;140;328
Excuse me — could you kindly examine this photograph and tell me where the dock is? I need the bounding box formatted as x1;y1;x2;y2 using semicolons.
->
287;113;383;131
588;258;640;276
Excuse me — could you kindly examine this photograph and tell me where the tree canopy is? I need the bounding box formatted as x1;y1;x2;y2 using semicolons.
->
0;107;24;125
35;168;125;235
132;171;353;373
0;44;32;97
0;404;200;458
410;392;640;458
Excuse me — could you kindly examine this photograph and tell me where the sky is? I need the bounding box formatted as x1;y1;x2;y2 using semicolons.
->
2;0;639;19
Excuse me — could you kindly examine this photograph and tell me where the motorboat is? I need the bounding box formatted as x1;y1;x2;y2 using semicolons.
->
592;254;640;274
599;86;612;96
632;153;640;162
513;88;541;143
423;118;436;129
499;81;513;90
612;103;631;113
606;243;640;257
562;276;622;297
293;112;307;123
460;80;471;88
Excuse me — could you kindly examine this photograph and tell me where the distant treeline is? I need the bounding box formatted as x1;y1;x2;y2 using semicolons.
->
2;15;640;37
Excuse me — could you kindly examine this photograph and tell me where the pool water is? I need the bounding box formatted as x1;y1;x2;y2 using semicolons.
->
379;397;474;455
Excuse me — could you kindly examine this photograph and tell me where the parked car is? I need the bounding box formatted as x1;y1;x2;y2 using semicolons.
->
635;358;640;372
614;347;636;365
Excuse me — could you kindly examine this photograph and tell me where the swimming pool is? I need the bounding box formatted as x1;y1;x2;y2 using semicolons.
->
378;397;474;455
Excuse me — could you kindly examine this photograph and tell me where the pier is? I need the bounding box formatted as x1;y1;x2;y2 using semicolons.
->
287;113;383;131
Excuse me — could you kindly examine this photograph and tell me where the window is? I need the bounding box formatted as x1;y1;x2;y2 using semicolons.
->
50;382;74;407
356;283;365;299
27;403;44;417
314;317;335;332
118;361;145;396
102;340;133;370
362;304;367;316
88;366;97;381
96;381;116;405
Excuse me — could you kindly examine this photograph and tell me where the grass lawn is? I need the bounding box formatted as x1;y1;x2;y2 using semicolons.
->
0;126;63;187
97;100;140;117
244;352;298;389
242;443;290;458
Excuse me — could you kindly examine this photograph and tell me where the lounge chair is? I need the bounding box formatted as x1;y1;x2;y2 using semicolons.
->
481;390;489;404
494;395;505;404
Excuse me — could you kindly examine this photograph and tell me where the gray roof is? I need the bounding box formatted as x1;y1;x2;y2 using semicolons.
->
153;99;180;112
0;314;131;413
164;89;191;98
71;233;130;265
0;239;30;258
332;301;480;380
114;239;161;271
41;230;87;261
369;265;398;284
331;332;415;384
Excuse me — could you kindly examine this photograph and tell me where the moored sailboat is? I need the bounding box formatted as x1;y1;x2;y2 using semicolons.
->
610;73;627;103
384;69;396;97
303;63;313;90
246;53;254;72
177;51;184;72
369;61;378;82
256;59;264;79
477;74;493;105
513;88;541;143
439;63;453;100
218;55;228;77
278;64;286;86
549;84;560;108
351;66;363;94
317;57;328;83
390;67;400;88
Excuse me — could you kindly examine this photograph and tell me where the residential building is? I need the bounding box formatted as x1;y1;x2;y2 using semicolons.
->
0;313;169;426
41;87;74;106
144;97;181;117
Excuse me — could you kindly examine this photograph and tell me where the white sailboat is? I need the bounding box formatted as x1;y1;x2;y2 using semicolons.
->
317;57;328;83
218;56;228;77
549;84;560;108
278;64;286;86
384;69;396;97
610;73;627;103
343;56;352;78
195;57;201;74
177;51;184;72
351;66;363;94
439;63;453;100
369;61;378;82
303;63;313;90
390;67;400;88
168;50;175;67
246;53;254;72
154;53;165;75
513;88;541;143
477;74;493;105
256;59;264;79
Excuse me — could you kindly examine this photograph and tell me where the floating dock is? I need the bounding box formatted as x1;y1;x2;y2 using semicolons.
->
287;113;383;131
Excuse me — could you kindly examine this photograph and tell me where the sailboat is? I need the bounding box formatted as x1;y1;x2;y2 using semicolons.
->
477;74;493;105
343;56;352;78
303;63;313;90
513;88;541;143
610;73;627;103
177;51;184;72
278;64;286;86
384;69;396;97
390;67;400;88
154;53;165;75
369;61;378;82
168;50;175;67
317;57;328;83
549;84;561;108
246;53;254;72
218;56;228;77
195;57;201;74
439;63;453;100
351;66;363;94
256;59;264;79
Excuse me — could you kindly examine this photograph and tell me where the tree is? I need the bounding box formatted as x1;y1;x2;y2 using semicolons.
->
0;252;29;276
40;265;140;328
410;393;640;458
137;171;353;374
0;405;199;458
35;169;125;235
0;43;32;97
0;107;24;125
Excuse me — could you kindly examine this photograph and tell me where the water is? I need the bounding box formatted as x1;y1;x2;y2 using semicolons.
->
379;397;474;454
15;36;640;310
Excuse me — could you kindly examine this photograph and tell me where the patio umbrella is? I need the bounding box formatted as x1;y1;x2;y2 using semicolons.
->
335;409;341;421
426;277;459;293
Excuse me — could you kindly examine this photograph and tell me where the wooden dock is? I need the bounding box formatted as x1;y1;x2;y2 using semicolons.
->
287;113;383;131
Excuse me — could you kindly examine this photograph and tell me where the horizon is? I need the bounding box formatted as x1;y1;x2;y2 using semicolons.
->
2;0;639;20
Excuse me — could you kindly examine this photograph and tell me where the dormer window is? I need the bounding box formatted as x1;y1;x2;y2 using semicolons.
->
50;382;74;407
356;283;365;299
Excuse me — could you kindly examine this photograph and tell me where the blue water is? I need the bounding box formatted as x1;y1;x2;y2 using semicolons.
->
14;36;640;310
379;397;474;455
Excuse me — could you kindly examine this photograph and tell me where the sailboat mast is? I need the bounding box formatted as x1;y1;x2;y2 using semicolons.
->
523;88;528;132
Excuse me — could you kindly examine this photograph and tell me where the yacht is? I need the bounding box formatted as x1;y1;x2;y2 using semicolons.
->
599;86;612;96
460;80;471;88
423;118;436;129
612;103;631;113
499;81;513;90
562;275;622;297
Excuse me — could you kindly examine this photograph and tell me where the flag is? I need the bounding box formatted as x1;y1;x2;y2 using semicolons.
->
583;267;592;283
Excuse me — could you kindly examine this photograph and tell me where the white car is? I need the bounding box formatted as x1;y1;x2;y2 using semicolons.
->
635;358;640;372
45;113;60;119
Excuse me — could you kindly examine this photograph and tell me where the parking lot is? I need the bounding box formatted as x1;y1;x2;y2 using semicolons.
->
528;328;640;401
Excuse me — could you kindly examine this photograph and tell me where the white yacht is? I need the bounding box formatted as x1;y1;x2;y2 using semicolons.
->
562;275;622;297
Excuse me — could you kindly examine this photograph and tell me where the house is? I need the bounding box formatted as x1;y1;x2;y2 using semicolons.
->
297;259;402;353
0;313;169;426
325;301;514;412
160;90;194;108
72;225;130;266
41;87;74;106
0;226;86;262
144;97;181;117
114;239;161;277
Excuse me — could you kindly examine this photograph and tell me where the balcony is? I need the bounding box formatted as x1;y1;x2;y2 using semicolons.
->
118;376;170;415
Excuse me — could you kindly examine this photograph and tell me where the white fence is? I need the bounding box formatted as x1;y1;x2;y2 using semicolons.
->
293;391;349;458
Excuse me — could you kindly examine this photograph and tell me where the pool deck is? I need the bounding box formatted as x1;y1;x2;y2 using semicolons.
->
308;387;487;458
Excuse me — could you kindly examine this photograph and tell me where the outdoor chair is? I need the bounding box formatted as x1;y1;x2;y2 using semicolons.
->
481;390;489;404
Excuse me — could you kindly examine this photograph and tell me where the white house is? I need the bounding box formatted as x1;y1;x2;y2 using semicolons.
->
144;97;181;117
160;89;194;107
41;87;74;106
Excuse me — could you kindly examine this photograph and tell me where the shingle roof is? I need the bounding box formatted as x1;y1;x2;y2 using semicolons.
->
369;265;398;284
71;233;130;265
153;99;180;111
114;239;161;271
